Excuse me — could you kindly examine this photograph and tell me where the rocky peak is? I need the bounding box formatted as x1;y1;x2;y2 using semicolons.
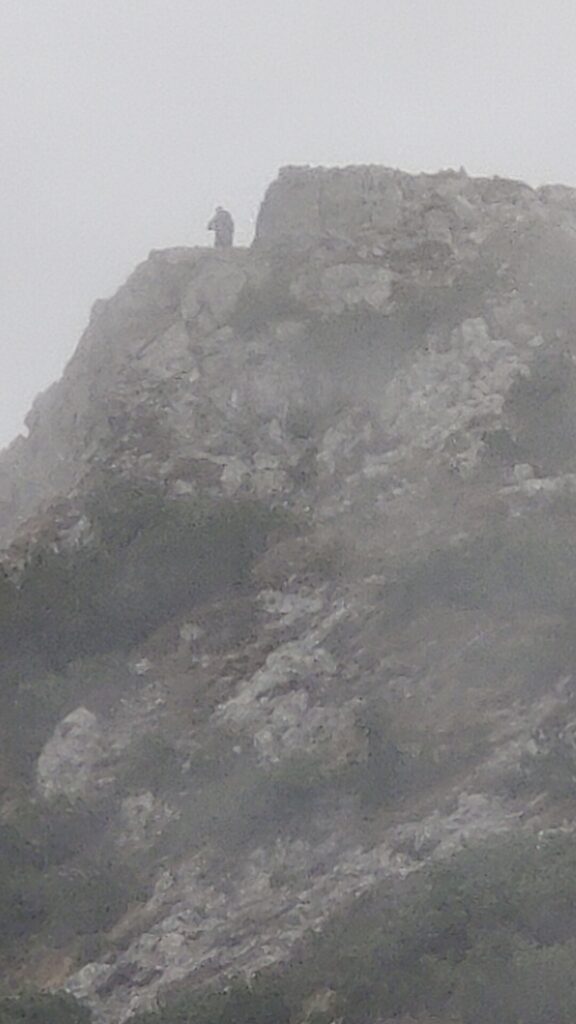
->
254;163;576;251
3;164;576;554
0;177;571;562
3;167;576;1024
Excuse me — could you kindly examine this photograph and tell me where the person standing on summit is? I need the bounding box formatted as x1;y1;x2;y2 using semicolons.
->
207;206;235;248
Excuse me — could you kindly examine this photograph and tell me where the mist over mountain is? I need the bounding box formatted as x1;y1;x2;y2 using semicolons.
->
3;166;576;1024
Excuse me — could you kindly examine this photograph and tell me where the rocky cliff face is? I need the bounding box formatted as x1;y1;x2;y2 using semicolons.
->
4;166;576;1023
5;165;576;548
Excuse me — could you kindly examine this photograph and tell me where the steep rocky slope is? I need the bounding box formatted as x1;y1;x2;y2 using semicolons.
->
4;166;576;1024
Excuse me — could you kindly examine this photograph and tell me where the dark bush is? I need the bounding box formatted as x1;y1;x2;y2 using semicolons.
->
117;734;183;795
0;794;144;952
0;992;91;1024
120;831;576;1024
42;857;144;941
452;933;576;1024
132;976;290;1024
0;484;288;668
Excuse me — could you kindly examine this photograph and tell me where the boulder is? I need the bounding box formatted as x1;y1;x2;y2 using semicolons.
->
37;707;103;800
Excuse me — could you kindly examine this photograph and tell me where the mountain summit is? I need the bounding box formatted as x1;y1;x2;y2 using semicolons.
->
3;166;576;1024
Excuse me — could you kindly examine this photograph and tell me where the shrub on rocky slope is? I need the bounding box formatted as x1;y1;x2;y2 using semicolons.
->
127;832;576;1024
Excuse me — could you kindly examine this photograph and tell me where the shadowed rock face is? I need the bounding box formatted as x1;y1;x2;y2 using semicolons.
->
4;167;576;1020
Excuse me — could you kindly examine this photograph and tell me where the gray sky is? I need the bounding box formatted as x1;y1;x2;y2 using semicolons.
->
2;0;576;450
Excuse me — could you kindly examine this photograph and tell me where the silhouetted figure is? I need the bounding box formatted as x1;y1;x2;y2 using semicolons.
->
207;207;234;248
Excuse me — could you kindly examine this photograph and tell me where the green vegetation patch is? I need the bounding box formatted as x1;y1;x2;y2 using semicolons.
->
0;795;145;955
0;993;90;1024
0;481;291;782
116;733;183;796
132;976;290;1024
1;482;287;667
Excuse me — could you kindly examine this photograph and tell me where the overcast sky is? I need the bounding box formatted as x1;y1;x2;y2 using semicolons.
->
2;0;576;449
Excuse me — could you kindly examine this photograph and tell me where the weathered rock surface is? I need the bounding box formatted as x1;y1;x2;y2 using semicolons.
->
4;165;576;1020
37;708;104;800
4;165;576;547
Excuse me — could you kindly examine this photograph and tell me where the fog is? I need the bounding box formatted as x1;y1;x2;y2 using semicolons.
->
2;0;576;448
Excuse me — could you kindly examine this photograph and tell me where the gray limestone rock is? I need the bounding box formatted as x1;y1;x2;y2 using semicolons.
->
118;792;178;848
255;165;404;246
291;262;394;315
181;259;248;329
37;707;103;800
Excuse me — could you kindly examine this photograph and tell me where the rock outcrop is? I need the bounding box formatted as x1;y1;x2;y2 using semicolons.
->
4;165;576;547
37;708;103;800
3;166;576;1022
